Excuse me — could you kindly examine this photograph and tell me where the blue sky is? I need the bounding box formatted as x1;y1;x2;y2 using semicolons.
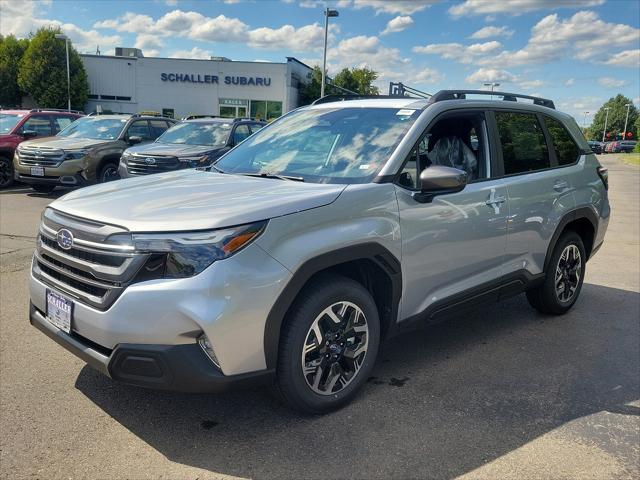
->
1;0;639;122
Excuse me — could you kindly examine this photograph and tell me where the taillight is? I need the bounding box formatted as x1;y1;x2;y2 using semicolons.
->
597;166;608;190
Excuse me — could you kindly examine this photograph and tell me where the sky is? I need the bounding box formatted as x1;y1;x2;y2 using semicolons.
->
1;0;639;123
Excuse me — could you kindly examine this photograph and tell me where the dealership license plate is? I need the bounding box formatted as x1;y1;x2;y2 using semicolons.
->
46;290;73;334
30;166;45;176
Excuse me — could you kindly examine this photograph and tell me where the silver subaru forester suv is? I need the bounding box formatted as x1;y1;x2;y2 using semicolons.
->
29;90;609;413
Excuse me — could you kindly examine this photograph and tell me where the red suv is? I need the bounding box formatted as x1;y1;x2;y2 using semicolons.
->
0;109;83;188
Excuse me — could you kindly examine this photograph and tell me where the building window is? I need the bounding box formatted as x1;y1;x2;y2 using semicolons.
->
116;96;132;101
88;94;99;99
100;95;116;100
250;100;282;121
162;108;175;119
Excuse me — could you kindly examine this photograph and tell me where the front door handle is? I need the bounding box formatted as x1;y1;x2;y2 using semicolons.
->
554;180;569;192
485;189;506;214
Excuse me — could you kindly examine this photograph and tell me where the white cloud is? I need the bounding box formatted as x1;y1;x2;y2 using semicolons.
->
466;68;518;84
248;23;327;51
169;47;211;60
597;77;628;88
134;34;163;56
449;0;605;18
478;11;640;68
413;41;502;64
469;26;513;39
565;78;575;86
0;0;121;53
410;68;445;85
381;16;413;35
352;0;439;15
518;79;544;90
603;49;640;68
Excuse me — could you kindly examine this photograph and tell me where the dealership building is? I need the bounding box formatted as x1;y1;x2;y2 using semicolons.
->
80;48;313;120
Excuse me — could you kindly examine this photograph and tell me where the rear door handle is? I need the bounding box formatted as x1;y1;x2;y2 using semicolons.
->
554;180;569;192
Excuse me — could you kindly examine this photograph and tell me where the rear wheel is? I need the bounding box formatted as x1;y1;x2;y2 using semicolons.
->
527;231;586;315
0;156;13;188
98;162;120;183
277;275;380;414
31;184;56;194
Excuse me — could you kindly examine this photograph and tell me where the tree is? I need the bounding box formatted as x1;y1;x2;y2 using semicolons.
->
589;94;639;141
0;34;29;107
18;27;89;110
299;65;380;105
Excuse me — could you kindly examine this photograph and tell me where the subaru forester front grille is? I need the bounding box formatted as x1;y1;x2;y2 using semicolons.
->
126;155;180;176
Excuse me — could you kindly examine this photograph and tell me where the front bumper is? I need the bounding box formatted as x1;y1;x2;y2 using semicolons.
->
14;156;93;186
30;303;274;392
15;171;88;187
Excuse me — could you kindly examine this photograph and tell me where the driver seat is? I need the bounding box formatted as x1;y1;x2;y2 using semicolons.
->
427;136;478;181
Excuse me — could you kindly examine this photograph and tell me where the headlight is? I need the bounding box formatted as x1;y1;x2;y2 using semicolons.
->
132;221;267;279
63;149;88;160
178;155;209;168
120;152;133;165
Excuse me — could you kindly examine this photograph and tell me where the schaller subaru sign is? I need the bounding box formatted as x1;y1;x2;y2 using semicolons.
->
160;73;272;86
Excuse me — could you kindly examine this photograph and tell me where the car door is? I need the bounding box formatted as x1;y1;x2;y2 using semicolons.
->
395;110;510;322
490;110;576;278
231;123;251;147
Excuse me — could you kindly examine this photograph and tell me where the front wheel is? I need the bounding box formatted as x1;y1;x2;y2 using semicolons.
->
98;162;120;183
527;231;586;315
0;156;14;188
277;275;380;414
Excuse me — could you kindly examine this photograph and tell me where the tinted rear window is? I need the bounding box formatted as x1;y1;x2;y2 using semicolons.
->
495;112;550;175
545;116;580;166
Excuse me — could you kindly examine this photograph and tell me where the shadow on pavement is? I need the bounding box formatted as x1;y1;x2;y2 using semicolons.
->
75;283;640;479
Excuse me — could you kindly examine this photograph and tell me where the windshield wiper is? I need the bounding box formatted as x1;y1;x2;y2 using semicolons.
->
232;172;305;182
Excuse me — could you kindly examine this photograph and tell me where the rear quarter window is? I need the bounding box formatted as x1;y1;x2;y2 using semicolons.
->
544;116;580;166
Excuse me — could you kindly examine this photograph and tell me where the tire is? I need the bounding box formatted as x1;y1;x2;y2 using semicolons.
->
276;274;380;414
527;231;586;315
0;156;14;188
98;161;120;183
31;184;56;194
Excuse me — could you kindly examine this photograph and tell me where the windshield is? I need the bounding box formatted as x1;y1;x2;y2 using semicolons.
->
0;114;23;134
157;121;231;146
57;117;127;140
215;107;420;184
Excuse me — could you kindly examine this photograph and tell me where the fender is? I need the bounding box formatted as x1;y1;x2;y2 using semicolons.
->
543;206;598;272
262;242;402;369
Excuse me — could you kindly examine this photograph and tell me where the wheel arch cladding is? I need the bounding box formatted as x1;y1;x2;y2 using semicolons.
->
263;243;402;370
544;207;597;272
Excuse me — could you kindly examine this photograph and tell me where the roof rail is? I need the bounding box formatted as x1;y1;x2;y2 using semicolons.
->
312;94;404;105
30;108;85;115
429;90;555;109
131;112;173;118
181;115;263;122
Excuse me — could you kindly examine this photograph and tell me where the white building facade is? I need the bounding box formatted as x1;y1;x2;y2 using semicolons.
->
80;52;313;120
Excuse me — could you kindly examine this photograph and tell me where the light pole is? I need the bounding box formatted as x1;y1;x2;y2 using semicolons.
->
483;82;500;92
321;7;339;99
601;107;610;143
55;34;71;111
582;111;589;128
622;103;632;141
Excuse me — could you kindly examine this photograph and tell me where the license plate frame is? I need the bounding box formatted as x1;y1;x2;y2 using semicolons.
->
30;166;45;176
46;289;73;334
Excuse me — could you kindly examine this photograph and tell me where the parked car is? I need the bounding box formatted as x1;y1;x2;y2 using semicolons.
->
603;141;618;153
617;140;637;153
13;113;176;193
0;109;83;188
587;140;603;154
28;90;609;413
119;117;265;178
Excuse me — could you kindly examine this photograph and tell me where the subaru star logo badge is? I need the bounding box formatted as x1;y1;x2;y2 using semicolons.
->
56;229;74;250
144;157;156;165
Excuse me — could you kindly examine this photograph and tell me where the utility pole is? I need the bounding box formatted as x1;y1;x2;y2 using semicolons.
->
55;34;71;111
622;103;632;140
582;111;589;128
601;107;610;143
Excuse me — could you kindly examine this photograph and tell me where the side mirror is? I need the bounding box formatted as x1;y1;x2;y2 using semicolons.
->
22;130;38;138
414;166;468;203
128;135;143;145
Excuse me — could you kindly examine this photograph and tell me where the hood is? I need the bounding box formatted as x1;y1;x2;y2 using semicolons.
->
126;142;223;157
50;169;346;232
19;136;113;150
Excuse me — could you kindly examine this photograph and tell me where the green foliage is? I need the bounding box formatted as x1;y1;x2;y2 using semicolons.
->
634;141;640;153
0;34;29;107
17;27;89;110
299;65;380;105
589;94;638;140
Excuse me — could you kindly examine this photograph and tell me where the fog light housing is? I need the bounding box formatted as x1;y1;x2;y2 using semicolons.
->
198;334;220;368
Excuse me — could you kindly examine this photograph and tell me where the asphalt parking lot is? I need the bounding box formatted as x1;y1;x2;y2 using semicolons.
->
1;155;638;480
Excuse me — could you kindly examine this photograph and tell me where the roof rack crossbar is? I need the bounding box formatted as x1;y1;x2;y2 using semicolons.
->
429;90;555;109
312;94;406;105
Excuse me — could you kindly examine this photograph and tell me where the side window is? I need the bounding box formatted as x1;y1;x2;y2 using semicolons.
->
396;111;489;189
544;115;580;166
250;123;264;134
149;120;170;139
53;116;73;134
21;115;52;136
127;120;151;139
495;112;550;175
232;124;251;145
